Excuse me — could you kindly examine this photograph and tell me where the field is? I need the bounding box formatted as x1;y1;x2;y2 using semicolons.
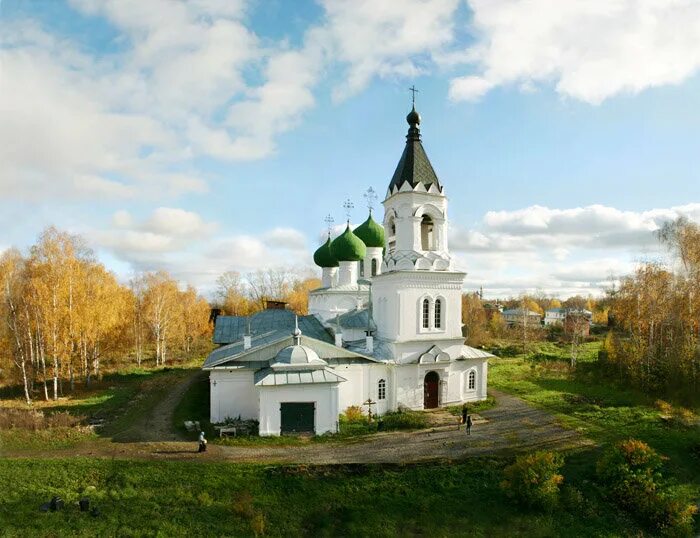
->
1;340;699;536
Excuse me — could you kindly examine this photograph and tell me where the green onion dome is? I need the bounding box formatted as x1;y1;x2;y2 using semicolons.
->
313;237;339;268
331;224;367;262
353;212;385;248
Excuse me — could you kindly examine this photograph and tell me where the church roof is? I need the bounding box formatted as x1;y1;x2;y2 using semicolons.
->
313;236;339;268
387;106;442;194
203;334;379;369
331;224;367;262
213;310;331;345
337;307;377;332
254;367;346;387
353;213;385;248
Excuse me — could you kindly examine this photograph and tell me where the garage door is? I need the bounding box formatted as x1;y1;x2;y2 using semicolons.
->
280;402;315;434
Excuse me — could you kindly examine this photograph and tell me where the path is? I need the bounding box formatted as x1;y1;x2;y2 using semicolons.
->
112;370;202;442
6;389;592;463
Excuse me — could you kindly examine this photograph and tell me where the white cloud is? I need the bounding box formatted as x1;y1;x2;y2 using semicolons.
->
319;0;460;100
450;0;700;104
454;202;700;298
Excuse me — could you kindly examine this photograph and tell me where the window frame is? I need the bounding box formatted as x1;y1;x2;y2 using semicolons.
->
422;298;430;329
377;378;386;400
434;298;443;329
467;370;476;391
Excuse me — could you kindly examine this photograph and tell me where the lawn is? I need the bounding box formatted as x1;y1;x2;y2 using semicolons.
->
1;360;203;451
488;340;700;513
0;458;643;537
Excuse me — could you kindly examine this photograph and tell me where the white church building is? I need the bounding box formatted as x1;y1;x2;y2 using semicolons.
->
203;105;493;436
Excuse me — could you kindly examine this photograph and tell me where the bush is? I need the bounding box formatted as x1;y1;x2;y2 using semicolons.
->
0;408;82;430
341;406;366;424
596;439;698;536
501;451;564;511
380;410;428;431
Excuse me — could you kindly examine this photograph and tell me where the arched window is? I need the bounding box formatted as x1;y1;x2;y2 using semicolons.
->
421;215;434;251
371;258;378;276
359;260;364;277
434;299;443;329
378;379;386;400
468;370;476;391
422;298;430;329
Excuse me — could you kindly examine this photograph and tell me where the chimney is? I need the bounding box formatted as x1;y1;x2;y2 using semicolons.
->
365;334;374;353
243;316;251;350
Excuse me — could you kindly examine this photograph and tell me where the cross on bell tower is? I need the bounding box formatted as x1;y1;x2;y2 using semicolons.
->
409;85;419;106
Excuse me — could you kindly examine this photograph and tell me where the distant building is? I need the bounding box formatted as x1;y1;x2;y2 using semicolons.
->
544;308;566;326
545;308;592;335
502;308;542;327
483;302;503;321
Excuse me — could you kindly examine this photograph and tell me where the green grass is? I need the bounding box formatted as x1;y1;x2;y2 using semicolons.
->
0;458;644;537
1;364;204;450
488;341;700;515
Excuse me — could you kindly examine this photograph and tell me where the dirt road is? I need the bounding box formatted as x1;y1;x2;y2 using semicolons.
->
6;388;591;463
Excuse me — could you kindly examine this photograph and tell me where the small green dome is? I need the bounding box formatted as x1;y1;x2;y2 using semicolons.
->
313;237;339;268
331;224;367;262
354;213;385;248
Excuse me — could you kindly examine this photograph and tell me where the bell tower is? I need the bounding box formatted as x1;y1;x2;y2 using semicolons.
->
382;105;452;272
370;102;466;362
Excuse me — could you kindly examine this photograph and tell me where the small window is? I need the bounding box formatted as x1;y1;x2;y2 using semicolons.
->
434;299;443;329
359;261;364;277
468;370;476;390
422;298;430;329
371;258;378;276
421;215;434;251
378;379;386;400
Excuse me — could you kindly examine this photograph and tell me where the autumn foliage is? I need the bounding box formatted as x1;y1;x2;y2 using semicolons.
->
0;227;211;404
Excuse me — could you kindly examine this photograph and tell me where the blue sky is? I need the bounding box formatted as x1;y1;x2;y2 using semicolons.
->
2;0;700;297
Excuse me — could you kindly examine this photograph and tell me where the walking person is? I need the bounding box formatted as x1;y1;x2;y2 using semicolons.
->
461;404;468;431
198;431;207;453
466;415;473;436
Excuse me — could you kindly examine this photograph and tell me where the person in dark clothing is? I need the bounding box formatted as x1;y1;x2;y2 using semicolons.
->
466;415;473;435
461;404;468;430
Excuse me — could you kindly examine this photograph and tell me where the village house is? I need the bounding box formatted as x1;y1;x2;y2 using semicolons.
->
502;308;542;327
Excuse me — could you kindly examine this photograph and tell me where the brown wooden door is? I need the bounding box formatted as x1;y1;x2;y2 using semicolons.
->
424;371;439;409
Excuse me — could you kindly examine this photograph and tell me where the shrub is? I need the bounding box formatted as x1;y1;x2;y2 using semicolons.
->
341;406;365;424
0;408;82;430
596;439;698;536
380;410;428;431
501;451;564;511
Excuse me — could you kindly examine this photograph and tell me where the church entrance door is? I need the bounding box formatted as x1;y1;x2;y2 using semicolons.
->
423;371;439;409
280;402;315;434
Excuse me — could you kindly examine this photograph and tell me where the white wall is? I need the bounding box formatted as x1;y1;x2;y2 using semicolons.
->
332;363;391;416
393;359;488;410
209;369;259;423
258;384;339;436
371;271;465;345
308;289;368;322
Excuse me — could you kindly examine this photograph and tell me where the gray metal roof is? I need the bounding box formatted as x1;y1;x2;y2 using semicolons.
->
345;337;394;361
203;334;379;370
337;308;377;331
460;345;495;360
213;310;332;345
254;367;347;386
